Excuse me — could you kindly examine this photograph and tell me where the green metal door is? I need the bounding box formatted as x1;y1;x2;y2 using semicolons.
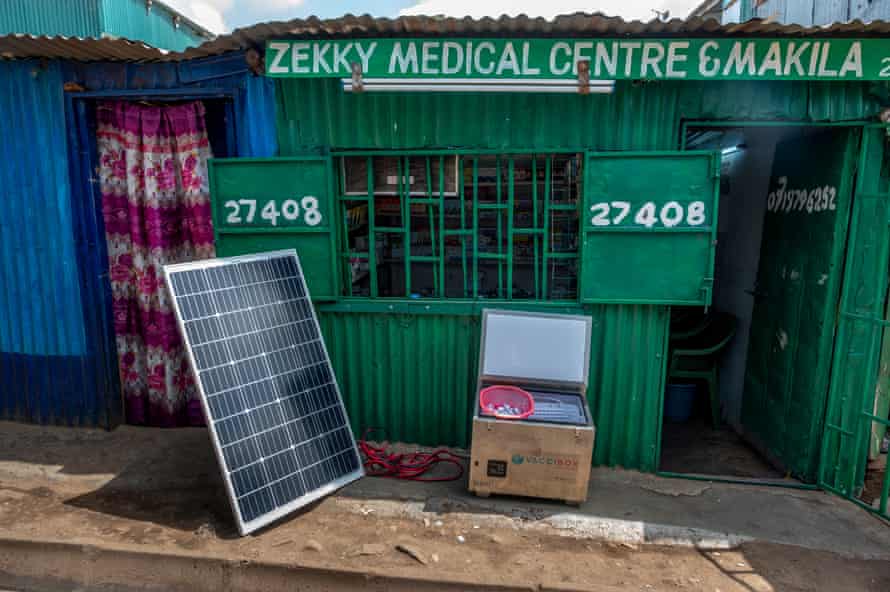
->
741;128;858;482
581;151;720;305
871;296;890;463
819;125;890;520
209;156;338;300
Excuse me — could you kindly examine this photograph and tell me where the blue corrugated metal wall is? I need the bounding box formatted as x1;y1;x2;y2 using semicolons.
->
0;0;101;38
100;0;209;51
747;0;890;26
0;62;84;357
0;53;277;427
0;0;208;50
0;60;102;425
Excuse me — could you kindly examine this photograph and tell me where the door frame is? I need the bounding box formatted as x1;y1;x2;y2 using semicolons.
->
63;88;241;426
655;119;872;488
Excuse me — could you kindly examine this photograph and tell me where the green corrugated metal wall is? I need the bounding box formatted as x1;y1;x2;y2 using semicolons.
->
276;79;882;154
318;309;481;449
275;77;886;472
317;303;668;471
586;304;669;470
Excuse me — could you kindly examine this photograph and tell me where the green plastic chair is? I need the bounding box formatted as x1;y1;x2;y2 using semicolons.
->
667;312;737;428
669;308;710;342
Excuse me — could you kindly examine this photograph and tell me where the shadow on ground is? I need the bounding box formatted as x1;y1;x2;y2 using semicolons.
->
2;421;889;559
59;431;243;537
0;422;240;536
339;454;890;559
710;544;890;591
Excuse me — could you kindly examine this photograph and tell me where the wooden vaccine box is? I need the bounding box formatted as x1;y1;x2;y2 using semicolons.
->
468;310;596;505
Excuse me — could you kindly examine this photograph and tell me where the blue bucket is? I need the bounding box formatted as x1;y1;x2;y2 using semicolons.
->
665;383;698;423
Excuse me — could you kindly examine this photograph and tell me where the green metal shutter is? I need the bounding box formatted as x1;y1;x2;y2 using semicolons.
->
740;127;858;483
209;157;338;300
580;151;720;305
819;126;890;519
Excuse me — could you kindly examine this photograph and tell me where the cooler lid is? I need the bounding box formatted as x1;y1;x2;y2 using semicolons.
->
479;309;592;390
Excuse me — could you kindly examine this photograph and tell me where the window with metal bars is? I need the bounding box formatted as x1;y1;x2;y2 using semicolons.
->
338;153;581;301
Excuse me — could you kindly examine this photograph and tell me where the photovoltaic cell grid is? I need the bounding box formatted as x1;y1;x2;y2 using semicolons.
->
165;251;363;535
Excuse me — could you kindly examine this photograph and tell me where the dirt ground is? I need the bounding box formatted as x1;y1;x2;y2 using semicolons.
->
0;422;888;591
860;461;887;508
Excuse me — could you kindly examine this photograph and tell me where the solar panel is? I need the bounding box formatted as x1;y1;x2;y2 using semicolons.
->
165;250;363;535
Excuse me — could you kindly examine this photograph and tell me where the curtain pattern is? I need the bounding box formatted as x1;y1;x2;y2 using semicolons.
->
97;101;215;426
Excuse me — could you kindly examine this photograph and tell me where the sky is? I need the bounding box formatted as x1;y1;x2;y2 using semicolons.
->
161;0;702;34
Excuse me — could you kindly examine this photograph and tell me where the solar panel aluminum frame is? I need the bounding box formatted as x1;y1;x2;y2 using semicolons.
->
165;249;364;536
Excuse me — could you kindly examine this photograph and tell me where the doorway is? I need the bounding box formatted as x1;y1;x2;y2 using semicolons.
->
66;94;237;427
659;124;860;483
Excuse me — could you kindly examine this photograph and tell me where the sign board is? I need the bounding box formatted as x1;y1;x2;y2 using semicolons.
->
266;38;890;81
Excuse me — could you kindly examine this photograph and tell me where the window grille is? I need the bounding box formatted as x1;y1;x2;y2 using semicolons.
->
338;153;582;300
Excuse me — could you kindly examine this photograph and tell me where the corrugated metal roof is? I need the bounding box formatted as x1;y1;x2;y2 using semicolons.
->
0;33;165;61
175;13;890;60
3;13;890;62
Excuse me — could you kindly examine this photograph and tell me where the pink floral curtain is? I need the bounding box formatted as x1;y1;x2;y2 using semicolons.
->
97;101;215;427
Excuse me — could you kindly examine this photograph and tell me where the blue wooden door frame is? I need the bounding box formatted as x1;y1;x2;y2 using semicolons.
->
63;89;239;427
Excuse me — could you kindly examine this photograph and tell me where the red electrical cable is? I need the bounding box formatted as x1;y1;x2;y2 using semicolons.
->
358;428;464;481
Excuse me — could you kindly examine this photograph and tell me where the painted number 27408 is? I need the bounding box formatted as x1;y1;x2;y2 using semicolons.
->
589;200;707;228
224;197;322;227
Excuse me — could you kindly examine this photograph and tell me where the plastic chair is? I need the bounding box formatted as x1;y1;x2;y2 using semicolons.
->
669;307;709;342
667;312;737;428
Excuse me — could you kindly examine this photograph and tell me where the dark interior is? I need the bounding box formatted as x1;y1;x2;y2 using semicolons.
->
660;125;855;481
